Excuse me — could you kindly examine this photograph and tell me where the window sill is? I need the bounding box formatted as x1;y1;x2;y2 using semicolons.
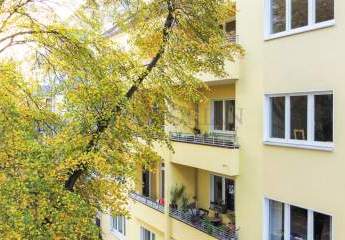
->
111;229;125;240
265;20;335;41
263;140;334;152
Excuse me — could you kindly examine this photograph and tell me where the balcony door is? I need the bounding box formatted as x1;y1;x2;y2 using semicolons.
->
225;178;235;212
142;170;151;197
211;99;235;132
210;175;235;212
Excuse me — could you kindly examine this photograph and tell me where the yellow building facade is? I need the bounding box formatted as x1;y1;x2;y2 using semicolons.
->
100;0;341;239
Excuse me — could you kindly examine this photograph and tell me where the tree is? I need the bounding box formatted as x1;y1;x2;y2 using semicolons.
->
0;0;242;239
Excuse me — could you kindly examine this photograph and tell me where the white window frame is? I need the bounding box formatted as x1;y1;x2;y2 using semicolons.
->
265;0;335;40
210;175;226;204
140;227;155;240
264;91;334;151
210;98;236;133
264;198;333;240
111;216;126;239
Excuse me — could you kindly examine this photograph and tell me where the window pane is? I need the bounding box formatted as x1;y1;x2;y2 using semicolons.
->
270;97;285;138
291;0;309;29
225;179;235;211
225;100;235;131
316;0;334;23
214;101;223;130
113;217;118;230
290;96;308;140
271;0;286;33
118;217;123;233
314;212;332;240
290;206;308;240
213;176;223;204
315;94;333;142
124;217;126;235
269;200;284;240
225;21;236;33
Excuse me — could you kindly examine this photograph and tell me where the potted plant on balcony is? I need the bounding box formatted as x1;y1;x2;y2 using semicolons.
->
170;184;185;210
193;127;201;135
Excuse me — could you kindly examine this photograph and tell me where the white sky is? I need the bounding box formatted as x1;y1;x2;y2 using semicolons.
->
46;0;85;20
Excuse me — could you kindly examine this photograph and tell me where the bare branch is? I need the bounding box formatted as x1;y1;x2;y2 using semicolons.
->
0;0;35;32
0;39;34;54
0;30;59;45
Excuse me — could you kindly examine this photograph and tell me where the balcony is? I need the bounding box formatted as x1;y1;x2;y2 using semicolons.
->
130;192;164;213
129;192;166;231
129;192;238;240
170;132;238;149
169;132;240;176
227;34;238;43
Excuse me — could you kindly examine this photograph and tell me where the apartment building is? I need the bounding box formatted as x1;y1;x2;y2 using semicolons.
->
100;0;341;239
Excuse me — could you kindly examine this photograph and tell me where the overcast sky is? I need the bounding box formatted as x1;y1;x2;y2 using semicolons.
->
48;0;84;20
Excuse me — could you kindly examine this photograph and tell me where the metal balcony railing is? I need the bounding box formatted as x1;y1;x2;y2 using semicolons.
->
129;192;164;213
227;34;238;43
170;208;238;240
129;192;239;240
170;132;239;149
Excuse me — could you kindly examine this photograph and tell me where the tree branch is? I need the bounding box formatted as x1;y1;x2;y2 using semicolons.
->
64;0;176;192
0;0;35;32
0;30;59;44
125;1;175;100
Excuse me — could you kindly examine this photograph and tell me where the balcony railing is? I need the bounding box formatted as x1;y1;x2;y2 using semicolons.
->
130;192;239;240
227;34;238;43
170;132;239;149
170;208;238;240
129;192;164;213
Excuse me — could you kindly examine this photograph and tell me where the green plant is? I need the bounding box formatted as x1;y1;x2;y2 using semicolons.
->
170;184;186;208
181;194;190;212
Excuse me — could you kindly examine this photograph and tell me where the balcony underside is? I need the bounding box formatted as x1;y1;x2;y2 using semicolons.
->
169;142;239;177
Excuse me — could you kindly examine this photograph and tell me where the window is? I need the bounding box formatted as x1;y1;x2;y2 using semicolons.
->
291;0;308;29
314;94;333;142
140;227;155;240
270;97;285;138
265;92;333;150
112;216;126;238
210;175;235;212
225;21;236;34
220;21;237;42
290;205;308;239
271;0;286;34
269;200;284;240
265;199;332;240
290;96;308;140
267;0;334;38
314;212;332;240
142;170;151;197
316;0;334;23
212;99;235;132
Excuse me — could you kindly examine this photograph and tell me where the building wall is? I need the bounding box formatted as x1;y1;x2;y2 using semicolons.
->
100;200;165;240
237;0;345;239
235;0;265;239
